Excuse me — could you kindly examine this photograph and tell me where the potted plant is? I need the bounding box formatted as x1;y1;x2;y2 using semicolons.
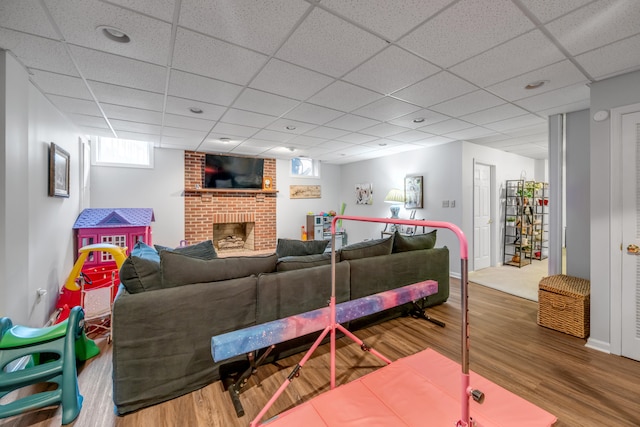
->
506;216;516;226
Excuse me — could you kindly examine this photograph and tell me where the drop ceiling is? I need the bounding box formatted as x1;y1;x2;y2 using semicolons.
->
1;0;639;163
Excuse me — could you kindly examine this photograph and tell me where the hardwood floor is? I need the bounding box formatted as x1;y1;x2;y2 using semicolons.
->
2;280;639;426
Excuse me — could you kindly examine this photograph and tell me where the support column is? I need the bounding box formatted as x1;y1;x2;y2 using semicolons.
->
548;114;564;276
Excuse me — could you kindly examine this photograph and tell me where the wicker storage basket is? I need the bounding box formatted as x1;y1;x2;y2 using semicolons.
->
537;274;590;338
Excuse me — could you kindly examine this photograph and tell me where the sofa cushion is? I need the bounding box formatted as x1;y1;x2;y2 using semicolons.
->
275;238;329;258
340;236;394;261
161;251;278;289
119;256;162;294
155;240;217;260
276;253;332;272
392;229;437;253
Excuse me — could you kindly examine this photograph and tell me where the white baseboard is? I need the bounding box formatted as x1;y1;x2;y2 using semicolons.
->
449;273;461;279
585;337;611;354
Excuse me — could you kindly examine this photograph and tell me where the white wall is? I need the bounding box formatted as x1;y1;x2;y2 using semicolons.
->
589;69;640;351
275;159;343;239
1;51;84;326
90;147;185;247
565;109;590;279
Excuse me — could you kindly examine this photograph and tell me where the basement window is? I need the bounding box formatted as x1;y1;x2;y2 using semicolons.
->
92;137;154;168
290;157;320;177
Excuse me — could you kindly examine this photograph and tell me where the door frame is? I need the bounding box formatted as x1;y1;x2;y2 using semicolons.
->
609;102;640;355
472;159;496;271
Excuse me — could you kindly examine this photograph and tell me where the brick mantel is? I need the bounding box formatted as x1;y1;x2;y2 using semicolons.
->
183;151;276;251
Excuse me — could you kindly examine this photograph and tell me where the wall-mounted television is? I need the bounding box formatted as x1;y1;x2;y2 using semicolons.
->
204;154;264;189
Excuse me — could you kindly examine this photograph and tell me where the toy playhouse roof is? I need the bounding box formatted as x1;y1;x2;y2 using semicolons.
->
73;208;155;229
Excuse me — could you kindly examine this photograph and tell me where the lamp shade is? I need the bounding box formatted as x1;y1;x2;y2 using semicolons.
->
384;189;404;204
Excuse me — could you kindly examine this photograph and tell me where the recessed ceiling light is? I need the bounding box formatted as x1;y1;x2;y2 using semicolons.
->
525;80;549;90
97;25;131;43
287;147;296;152
220;137;231;143
412;117;425;123
189;107;203;114
285;125;296;130
378;143;387;146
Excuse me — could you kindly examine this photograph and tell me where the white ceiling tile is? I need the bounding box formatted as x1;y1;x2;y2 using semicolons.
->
220;108;277;128
69;45;166;92
313;140;356;151
162;127;208;140
574;34;640;80
179;0;309;54
545;0;640;55
266;119;317;135
232;88;299;116
168;70;243;106
460;103;529;125
116;131;161;144
89;81;165;111
411;135;455;147
486;60;589;101
308;81;382;112
165;96;226;121
252;129;295;143
484;114;546;132
163;113;215;132
275;7;387;78
30;70;92;99
199;139;242;153
107;0;176;22
101;103;163;124
535;99;591;118
250;59;334;100
359;123;409;138
343;46;440;94
443;126;498;140
160;135;202;149
0;0;58;38
450;30;566;87
393;71;476;108
387;109;449;128
519;0;593;24
283;103;345;125
212;122;259;138
514;83;590;112
173;28;268;85
286;135;327;147
236;138;280;149
67;113;110;129
45;0;173;66
352;97;421;122
418;118;474;135
501;123;548;138
302;126;350;140
82;126;115;138
0;28;78;76
400;0;534;68
335;133;378;144
387;129;437;143
110;119;163;135
47;95;102;116
321;0;452;41
430;90;504;116
324;114;380;132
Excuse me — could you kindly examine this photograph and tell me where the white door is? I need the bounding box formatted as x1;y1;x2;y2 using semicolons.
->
474;163;491;270
621;111;640;361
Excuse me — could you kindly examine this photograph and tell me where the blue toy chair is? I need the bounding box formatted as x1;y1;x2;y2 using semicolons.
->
0;306;99;424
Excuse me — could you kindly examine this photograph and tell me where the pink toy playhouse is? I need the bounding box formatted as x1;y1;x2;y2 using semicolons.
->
72;208;155;280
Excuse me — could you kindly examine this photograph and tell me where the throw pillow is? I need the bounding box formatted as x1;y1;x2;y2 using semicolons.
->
340;236;394;261
119;256;162;294
275;238;329;258
155;240;217;260
161;251;278;288
392;229;437;253
131;241;160;263
276;253;332;272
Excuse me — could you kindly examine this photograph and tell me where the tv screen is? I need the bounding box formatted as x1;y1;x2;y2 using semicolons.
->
204;154;264;189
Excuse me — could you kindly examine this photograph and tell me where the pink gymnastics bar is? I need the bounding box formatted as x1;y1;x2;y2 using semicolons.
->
248;216;473;427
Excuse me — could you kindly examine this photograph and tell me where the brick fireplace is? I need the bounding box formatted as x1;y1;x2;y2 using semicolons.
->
183;151;277;251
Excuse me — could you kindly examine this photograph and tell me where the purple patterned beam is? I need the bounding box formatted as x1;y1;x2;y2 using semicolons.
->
211;280;437;362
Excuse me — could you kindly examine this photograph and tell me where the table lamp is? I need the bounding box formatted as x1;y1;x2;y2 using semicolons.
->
384;188;404;218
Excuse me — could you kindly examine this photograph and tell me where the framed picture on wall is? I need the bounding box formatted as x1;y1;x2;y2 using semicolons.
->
404;175;423;209
49;142;70;198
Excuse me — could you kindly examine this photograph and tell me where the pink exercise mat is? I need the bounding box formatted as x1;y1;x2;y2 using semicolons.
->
261;348;557;427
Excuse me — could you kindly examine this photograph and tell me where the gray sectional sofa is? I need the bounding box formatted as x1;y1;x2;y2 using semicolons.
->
112;231;449;415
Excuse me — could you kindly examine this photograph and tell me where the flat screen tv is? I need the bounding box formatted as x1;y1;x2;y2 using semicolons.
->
204;154;264;189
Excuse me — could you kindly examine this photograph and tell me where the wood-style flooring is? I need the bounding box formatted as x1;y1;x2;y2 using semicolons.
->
2;280;639;427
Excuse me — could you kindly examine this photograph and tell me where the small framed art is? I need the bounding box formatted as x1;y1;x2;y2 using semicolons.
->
49;142;70;198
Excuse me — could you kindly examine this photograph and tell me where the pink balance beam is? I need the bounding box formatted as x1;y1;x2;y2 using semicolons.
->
211;280;437;362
